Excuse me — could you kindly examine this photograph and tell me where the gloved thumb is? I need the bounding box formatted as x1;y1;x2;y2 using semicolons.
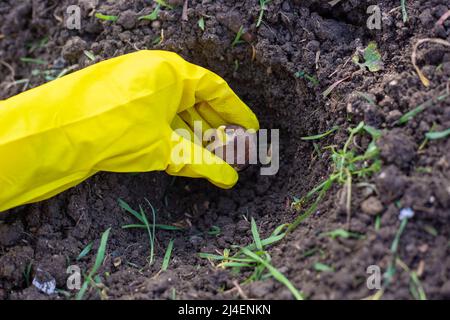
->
165;131;238;188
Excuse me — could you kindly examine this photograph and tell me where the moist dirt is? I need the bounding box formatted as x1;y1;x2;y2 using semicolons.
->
1;0;450;300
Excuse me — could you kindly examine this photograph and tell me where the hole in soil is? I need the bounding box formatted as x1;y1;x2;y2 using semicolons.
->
152;43;325;238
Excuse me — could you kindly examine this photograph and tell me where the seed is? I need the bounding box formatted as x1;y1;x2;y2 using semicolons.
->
209;125;258;171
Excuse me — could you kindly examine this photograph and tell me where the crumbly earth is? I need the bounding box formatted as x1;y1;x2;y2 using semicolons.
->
1;0;450;300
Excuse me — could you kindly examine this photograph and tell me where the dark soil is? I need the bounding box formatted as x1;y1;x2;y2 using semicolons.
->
1;0;450;300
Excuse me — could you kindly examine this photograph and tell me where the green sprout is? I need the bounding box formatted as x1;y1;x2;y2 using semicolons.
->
320;228;364;240
425;128;450;140
199;219;303;300
119;199;155;265
231;26;245;48
95;13;119;22
77;242;94;261
398;91;449;124
290;122;382;231
198;17;205;31
154;0;173;9
161;239;175;271
294;70;319;86
20;57;47;65
313;262;334;273
256;0;271;27
139;5;160;21
301;126;339;141
207;226;221;236
23;262;33;287
76;228;111;300
119;199;181;265
401;0;408;23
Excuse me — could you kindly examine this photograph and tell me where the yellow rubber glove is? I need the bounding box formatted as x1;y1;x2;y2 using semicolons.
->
0;50;259;212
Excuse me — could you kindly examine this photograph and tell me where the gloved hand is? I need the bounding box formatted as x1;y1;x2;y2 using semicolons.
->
0;50;259;212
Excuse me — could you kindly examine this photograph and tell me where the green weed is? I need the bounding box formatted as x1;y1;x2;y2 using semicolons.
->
199;219;302;300
352;42;383;72
290;121;382;231
256;0;271;27
76;228;111;300
231;26;245;48
95;13;118;22
139;5;160;21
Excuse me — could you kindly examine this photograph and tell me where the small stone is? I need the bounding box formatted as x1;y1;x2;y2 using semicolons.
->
117;10;137;30
385;110;402;123
0;222;23;246
62;36;87;63
32;268;56;295
151;20;161;29
361;196;384;215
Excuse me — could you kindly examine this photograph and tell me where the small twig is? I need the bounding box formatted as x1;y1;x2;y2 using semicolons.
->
0;59;15;80
323;75;351;98
328;56;351;78
232;280;249;299
315;50;321;70
412;38;450;87
182;0;189;21
436;10;450;27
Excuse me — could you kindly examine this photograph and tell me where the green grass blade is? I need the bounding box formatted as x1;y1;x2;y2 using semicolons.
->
147;199;157;264
77;242;93;261
241;247;303;300
425;128;450;140
231;26;245;48
363;125;382;139
155;0;173;9
301;126;339;141
139;5;160;21
320;228;364;240
221;262;255;268
118;199;145;224
314;262;334;272
161;239;174;271
288;177;334;232
251;217;263;251
398;93;448;124
20;57;47;65
122;223;182;231
401;0;408;23
91;228;111;275
76;281;90;300
95;13;118;22
244;233;286;252
76;228;111;300
198;17;205;31
122;224;146;229
391;218;408;253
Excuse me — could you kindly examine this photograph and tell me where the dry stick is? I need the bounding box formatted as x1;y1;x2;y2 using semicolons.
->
328;56;351;78
436;10;450;27
182;0;189;21
315;50;321;70
232;280;249;299
412;38;450;87
323;75;351;98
